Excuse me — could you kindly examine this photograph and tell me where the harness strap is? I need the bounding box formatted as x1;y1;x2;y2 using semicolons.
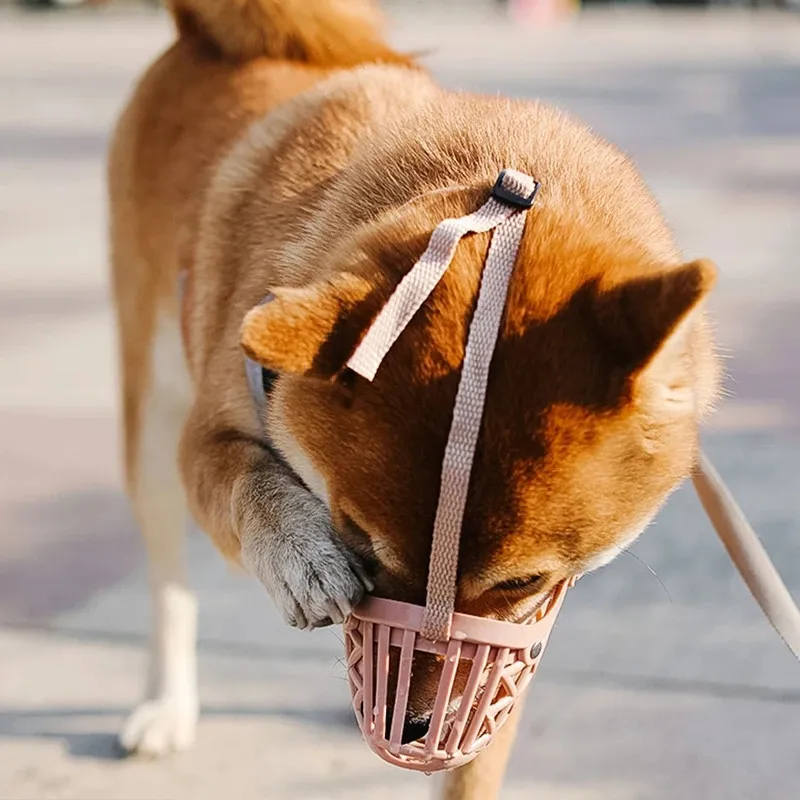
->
178;268;192;356
240;296;308;485
244;354;267;416
240;293;275;416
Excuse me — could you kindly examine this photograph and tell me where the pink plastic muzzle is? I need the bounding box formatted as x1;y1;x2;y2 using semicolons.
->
344;579;574;771
340;170;576;771
337;169;800;769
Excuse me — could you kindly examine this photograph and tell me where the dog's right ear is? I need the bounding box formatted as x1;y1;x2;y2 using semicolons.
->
240;274;383;379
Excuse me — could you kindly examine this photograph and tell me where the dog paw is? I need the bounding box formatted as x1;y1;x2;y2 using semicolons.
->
239;483;372;630
118;694;199;757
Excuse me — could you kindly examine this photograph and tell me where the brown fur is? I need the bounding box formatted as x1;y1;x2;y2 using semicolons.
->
168;0;412;64
109;0;718;792
237;98;718;599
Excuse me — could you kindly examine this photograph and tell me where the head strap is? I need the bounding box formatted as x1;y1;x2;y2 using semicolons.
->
348;169;538;640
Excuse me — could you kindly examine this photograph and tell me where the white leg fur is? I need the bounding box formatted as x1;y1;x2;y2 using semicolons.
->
118;315;199;757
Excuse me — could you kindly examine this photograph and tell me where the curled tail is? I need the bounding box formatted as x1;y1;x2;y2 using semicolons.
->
167;0;411;66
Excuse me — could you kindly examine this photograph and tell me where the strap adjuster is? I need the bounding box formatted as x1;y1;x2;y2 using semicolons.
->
492;169;539;209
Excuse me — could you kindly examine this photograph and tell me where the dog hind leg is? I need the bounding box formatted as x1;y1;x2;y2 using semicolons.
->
118;314;199;757
438;693;527;800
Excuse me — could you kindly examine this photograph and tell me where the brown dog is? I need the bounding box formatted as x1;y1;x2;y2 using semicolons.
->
108;0;719;795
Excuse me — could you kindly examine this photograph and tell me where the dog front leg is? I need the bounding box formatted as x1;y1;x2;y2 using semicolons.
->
180;411;369;629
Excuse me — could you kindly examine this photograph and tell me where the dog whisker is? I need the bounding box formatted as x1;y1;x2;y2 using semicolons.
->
619;547;673;603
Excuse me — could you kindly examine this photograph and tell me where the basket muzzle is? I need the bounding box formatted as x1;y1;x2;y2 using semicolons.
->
337;169;800;769
344;578;575;771
341;169;576;771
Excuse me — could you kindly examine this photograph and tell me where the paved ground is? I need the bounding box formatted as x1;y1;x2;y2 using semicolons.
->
1;4;799;799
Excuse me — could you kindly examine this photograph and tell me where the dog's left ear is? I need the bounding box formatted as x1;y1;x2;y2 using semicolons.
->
594;258;717;372
240;274;382;378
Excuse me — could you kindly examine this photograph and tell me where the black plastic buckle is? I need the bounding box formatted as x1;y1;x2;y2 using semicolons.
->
491;169;539;209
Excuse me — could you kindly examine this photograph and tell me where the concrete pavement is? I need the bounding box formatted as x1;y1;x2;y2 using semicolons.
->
1;6;799;799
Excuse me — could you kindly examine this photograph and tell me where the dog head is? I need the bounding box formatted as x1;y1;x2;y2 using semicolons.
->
240;111;719;733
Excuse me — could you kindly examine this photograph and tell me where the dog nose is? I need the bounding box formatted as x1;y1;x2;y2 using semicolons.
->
401;715;431;744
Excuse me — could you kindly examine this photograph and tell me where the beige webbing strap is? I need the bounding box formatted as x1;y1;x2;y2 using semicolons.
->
348;169;538;640
693;451;800;661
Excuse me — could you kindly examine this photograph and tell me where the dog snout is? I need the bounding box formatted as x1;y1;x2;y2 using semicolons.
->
401;714;432;744
384;709;432;744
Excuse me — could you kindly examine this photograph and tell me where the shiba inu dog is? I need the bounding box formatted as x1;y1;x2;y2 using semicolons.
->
108;1;718;796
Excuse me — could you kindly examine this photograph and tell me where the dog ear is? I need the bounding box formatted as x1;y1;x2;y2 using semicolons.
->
593;258;717;373
240;274;382;378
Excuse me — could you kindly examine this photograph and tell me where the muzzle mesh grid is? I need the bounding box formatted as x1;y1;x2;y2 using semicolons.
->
344;581;570;771
342;170;573;771
335;168;800;770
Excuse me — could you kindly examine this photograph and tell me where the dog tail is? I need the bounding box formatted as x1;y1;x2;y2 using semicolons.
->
167;0;411;66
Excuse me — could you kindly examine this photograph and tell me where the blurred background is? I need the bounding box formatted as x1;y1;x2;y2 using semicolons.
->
1;1;799;798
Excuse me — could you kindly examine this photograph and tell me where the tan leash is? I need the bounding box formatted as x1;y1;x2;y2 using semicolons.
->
693;451;800;661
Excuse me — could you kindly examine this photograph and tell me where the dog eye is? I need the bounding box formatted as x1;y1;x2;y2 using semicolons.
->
493;574;544;593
